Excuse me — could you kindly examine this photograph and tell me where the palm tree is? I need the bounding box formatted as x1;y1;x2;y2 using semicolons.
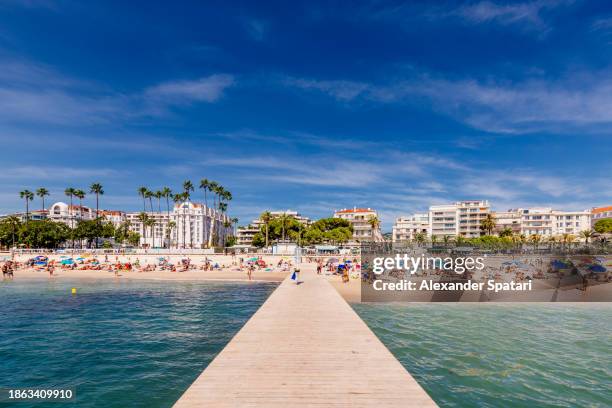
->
64;187;76;248
278;213;294;241
260;211;272;247
581;230;593;244
89;183;104;219
231;217;239;236
199;179;210;208
161;187;172;247
499;227;513;238
19;190;34;222
145;190;154;212
166;220;176;248
182;180;194;248
89;183;104;248
367;216;381;240
172;194;184;248
137;187;149;212
153;190;162;213
443;235;452;246
414;232;426;246
35;187;50;212
207;182;221;248
431;235;438;245
146;218;156;248
480;214;497;236
137;212;149;247
529;234;541;250
562;233;575;250
74;189;85;221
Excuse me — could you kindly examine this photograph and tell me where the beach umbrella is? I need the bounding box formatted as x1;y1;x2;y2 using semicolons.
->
551;260;571;270
588;264;607;273
328;257;339;263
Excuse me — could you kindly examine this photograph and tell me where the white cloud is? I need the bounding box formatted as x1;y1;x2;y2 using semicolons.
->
144;74;235;104
284;70;612;134
448;0;570;29
0;58;234;125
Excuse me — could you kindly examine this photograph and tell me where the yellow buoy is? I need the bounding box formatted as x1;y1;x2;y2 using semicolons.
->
71;288;77;295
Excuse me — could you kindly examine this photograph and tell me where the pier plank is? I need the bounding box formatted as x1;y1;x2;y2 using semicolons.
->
173;267;437;407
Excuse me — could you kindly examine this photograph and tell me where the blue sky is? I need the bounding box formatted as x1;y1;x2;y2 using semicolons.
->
0;0;611;230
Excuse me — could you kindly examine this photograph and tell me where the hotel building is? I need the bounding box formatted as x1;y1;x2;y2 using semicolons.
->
333;207;383;242
236;210;311;246
126;201;232;249
392;213;429;242
47;202;96;226
428;200;490;238
592;206;612;225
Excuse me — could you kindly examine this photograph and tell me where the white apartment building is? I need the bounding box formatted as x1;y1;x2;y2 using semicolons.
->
429;200;490;238
98;210;126;227
333;207;383;242
392;213;429;242
236;210;311;246
499;207;592;238
492;210;522;235
126;201;232;248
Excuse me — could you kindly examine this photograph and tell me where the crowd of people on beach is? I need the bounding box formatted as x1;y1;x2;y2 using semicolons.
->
1;253;363;284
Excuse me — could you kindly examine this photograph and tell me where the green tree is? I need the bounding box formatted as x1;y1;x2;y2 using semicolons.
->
580;230;593;244
0;216;21;248
499;227;513;237
89;182;104;248
161;186;172;247
137;186;149;212
19;190;34;222
64;187;76;247
594;219;612;234
480;214;497;236
137;212;149;247
36;187;50;211
74;189;86;221
199;179;211;208
89;183;104;219
259;211;272;247
18;220;70;249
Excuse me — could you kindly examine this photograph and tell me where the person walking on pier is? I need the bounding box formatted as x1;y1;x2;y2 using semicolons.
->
292;267;300;284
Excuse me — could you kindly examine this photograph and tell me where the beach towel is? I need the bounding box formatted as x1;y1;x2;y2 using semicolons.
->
291;271;297;280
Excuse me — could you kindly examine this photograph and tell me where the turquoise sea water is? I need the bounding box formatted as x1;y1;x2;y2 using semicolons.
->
353;303;612;408
0;279;276;408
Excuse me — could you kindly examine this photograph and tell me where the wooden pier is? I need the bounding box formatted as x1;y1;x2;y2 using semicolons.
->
173;266;437;407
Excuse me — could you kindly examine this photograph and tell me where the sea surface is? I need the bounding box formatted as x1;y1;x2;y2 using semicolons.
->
0;279;277;408
353;303;612;408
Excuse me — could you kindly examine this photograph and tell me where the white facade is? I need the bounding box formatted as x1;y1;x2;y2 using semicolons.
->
428;200;490;238
236;210;311;246
492;210;522;235
517;207;591;237
47;202;95;226
333;207;383;242
392;213;429;242
126;201;232;248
